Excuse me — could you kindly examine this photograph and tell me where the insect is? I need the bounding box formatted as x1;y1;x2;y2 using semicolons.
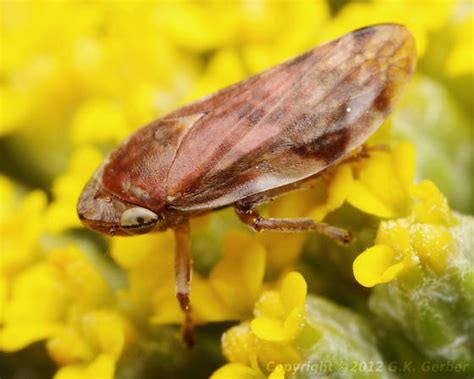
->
77;24;416;345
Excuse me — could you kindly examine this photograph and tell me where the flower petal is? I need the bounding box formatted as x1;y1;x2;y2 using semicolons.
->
47;327;93;365
307;205;329;223
280;272;307;312
326;164;353;210
376;220;411;253
0;323;61;352
411;224;452;273
283;307;306;339
211;363;264;379
251;317;288;342
412;180;456;226
353;245;403;287
221;323;257;366
269;365;286;379
3;263;65;326
54;353;116;379
253;291;284;319
189;275;242;322
82;310;126;359
350;149;411;217
210;231;266;316
346;181;396;218
258;233;306;271
392;142;416;194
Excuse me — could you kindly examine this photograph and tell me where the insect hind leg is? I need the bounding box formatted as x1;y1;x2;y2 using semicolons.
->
235;204;352;245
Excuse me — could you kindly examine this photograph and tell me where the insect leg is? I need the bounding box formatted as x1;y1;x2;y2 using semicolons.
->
235;204;352;244
173;221;195;347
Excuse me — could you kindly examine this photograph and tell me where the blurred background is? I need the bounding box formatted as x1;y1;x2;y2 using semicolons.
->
0;1;473;378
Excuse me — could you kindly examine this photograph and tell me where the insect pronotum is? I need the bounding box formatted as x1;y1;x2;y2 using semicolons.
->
77;24;416;345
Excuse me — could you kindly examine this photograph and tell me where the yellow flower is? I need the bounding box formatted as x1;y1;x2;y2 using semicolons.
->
296;143;415;225
411;180;456;226
257;142;415;273
0;244;133;379
0;245;108;351
307;163;354;222
211;362;285;379
251;272;307;342
191;231;266;322
0;176;47;277
353;180;456;287
0;177;128;379
144;231;266;323
48;245;111;308
0;177;48;331
110;231;179;322
45;145;103;233
2;1;471;377
345;142;415;218
213;272;308;379
0;262;65;351
50;310;131;379
111;229;266;325
53;353;116;379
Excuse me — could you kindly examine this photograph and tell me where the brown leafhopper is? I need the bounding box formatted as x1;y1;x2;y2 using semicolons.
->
77;24;416;345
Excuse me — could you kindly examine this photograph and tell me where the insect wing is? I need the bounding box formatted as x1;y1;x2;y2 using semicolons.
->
100;115;201;211
164;24;416;211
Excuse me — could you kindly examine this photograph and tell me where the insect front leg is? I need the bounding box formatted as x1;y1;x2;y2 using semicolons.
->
235;203;352;244
173;221;194;347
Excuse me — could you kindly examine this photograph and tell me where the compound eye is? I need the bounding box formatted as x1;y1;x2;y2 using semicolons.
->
120;207;159;234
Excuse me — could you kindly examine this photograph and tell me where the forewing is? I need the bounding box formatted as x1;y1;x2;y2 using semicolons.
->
166;24;416;211
100;115;202;212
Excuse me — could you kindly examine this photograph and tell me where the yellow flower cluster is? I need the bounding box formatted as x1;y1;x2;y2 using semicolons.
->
112;230;266;325
2;138;458;377
1;0;471;378
0;176;272;377
0;178;133;377
261;138;461;288
212;272;308;379
253;135;414;270
354;180;457;287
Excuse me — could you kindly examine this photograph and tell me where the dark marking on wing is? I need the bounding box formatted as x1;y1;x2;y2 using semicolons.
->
293;128;350;162
374;86;392;112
